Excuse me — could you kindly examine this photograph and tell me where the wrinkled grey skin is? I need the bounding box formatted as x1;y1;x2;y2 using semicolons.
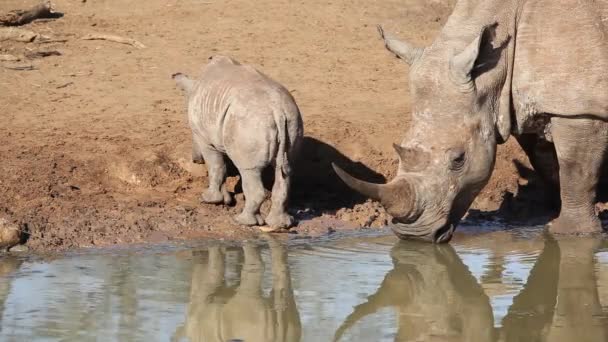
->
173;56;303;230
334;0;608;242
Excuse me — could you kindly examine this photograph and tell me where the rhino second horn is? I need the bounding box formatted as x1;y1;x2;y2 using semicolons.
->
377;24;424;65
332;163;417;219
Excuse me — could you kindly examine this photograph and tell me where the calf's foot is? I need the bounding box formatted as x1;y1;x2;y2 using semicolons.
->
233;212;265;226
201;185;232;205
265;211;294;230
201;189;225;204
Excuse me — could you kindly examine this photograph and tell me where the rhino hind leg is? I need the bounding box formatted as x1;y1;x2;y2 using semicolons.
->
265;159;294;230
548;116;608;234
233;169;265;226
200;146;232;205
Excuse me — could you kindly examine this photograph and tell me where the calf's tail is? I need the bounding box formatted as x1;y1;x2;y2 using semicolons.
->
273;110;291;177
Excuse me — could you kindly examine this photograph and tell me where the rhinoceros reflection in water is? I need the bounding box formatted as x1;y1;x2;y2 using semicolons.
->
334;238;608;342
333;242;496;342
172;239;301;342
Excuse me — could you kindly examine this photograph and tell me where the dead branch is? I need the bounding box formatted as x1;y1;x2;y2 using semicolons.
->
36;38;68;44
25;50;61;59
0;28;38;42
56;81;74;89
81;33;146;49
2;65;35;71
0;1;61;27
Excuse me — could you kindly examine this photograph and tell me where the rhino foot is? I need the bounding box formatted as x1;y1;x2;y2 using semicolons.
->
233;212;265;226
548;215;601;235
265;212;294;230
201;188;232;205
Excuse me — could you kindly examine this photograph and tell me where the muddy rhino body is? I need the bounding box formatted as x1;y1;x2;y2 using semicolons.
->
335;0;608;242
173;56;303;229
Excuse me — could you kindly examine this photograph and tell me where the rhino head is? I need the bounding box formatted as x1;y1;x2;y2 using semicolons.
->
334;24;510;243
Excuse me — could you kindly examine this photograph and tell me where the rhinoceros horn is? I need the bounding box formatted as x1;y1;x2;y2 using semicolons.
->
332;163;417;219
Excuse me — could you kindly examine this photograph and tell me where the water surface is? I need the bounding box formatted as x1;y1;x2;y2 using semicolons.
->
0;228;607;341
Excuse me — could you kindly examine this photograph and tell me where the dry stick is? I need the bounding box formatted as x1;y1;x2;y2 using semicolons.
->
25;50;61;59
0;1;55;27
56;81;74;89
37;38;68;44
2;65;36;71
81;33;146;49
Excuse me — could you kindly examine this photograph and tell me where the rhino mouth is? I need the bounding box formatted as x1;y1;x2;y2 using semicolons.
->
390;218;455;244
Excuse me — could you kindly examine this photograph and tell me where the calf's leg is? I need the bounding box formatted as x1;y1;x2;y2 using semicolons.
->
265;161;294;230
549;117;608;234
200;146;232;205
233;168;265;226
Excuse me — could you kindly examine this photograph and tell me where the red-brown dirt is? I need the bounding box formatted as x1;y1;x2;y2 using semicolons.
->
0;0;545;252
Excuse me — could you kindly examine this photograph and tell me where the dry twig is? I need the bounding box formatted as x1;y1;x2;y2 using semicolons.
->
81;33;146;49
3;65;36;71
25;50;61;59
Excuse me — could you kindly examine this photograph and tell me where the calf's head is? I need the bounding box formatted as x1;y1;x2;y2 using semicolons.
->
335;25;506;243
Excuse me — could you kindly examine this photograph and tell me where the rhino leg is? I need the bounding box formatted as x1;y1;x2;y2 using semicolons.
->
200;146;232;205
192;135;205;164
516;134;560;209
238;243;264;294
233;169;265;226
548;117;608;234
265;161;294;230
516;134;560;189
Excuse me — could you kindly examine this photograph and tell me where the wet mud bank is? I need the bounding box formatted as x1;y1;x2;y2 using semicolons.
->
1;0;602;252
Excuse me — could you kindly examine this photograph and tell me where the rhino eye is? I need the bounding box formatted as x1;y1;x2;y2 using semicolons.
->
448;149;466;171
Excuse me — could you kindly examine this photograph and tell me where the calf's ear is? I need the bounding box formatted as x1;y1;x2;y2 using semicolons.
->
172;73;195;94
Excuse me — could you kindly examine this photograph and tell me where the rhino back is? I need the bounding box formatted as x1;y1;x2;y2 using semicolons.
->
513;0;608;118
190;57;298;169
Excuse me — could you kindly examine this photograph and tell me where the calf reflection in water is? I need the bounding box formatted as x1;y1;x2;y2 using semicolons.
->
335;237;608;342
172;238;301;342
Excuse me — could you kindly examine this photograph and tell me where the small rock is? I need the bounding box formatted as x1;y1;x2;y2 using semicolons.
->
8;244;28;253
0;218;22;250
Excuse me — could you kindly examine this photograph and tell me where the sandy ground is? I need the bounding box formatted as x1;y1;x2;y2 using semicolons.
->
0;0;544;251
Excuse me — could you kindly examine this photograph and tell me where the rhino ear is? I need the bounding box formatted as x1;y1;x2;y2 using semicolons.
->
449;23;497;87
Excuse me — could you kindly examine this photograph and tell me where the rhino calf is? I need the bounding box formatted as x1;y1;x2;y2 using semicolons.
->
173;56;303;230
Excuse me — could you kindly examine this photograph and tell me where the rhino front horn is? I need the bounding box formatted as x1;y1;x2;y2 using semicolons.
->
331;163;418;218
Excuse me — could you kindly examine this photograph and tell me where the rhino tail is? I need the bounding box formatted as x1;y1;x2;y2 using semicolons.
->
274;110;291;177
172;72;195;95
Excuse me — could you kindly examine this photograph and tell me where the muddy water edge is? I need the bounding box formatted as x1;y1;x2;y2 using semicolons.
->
0;227;607;341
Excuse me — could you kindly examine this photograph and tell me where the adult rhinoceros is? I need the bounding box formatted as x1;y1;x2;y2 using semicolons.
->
333;0;608;242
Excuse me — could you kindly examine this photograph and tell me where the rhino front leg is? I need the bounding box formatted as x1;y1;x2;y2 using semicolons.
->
233;168;265;226
548;117;608;234
200;146;232;205
265;161;294;230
